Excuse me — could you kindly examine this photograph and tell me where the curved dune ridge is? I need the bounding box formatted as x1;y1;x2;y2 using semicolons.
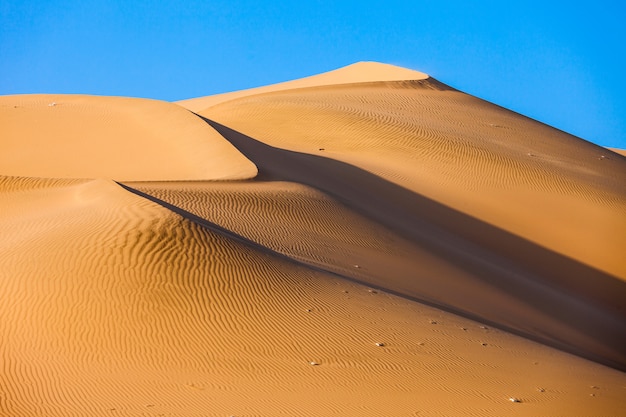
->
201;79;626;280
2;62;626;416
0;94;257;181
128;179;626;366
2;175;625;416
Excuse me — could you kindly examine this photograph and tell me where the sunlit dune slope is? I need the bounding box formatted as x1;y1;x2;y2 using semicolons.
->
128;146;626;371
0;94;257;181
199;76;626;281
2;61;626;416
177;61;428;111
2;175;625;416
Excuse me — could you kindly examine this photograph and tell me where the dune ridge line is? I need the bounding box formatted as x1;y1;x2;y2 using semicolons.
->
186;117;626;371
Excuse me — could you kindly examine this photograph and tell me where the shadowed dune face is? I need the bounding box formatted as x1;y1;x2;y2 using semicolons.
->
2;176;626;416
151;119;625;371
2;62;626;416
0;94;257;181
200;79;626;280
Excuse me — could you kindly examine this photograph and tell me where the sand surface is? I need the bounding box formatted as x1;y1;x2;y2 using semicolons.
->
608;147;626;157
0;94;257;181
1;62;625;416
177;61;428;111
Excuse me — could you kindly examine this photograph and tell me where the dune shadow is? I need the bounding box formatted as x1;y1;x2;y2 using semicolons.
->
195;116;626;371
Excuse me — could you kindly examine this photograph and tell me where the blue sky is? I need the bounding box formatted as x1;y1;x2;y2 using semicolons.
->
1;0;625;148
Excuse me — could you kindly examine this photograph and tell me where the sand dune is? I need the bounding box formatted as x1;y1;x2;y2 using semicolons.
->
2;175;625;416
200;78;626;281
1;62;626;416
0;94;257;181
177;61;428;111
129;120;626;372
608;147;626;157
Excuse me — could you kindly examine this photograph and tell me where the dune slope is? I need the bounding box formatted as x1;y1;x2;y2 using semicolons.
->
130;118;626;372
2;175;625;416
0;94;257;181
192;70;626;370
1;62;625;416
177;61;428;111
200;79;626;281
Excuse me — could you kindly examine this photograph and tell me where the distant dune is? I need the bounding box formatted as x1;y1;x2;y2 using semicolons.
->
1;62;625;416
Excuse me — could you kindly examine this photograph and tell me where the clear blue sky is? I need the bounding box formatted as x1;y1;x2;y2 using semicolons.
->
2;0;625;148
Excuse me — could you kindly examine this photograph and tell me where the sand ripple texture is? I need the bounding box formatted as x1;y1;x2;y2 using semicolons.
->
201;79;626;279
2;62;626;416
128;180;624;366
0;94;257;181
1;175;625;416
131;180;473;293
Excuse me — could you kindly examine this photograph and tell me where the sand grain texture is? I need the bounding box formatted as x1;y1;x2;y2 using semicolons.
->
1;62;626;416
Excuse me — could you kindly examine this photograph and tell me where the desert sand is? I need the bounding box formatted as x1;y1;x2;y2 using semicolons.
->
1;62;625;416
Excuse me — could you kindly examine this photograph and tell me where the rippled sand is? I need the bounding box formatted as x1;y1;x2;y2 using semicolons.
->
2;62;625;416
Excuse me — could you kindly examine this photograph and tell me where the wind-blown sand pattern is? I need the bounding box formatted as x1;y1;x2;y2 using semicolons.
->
1;62;625;416
199;78;626;279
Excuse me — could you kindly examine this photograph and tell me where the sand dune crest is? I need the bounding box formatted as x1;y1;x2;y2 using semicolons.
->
176;61;429;112
0;94;257;181
200;79;626;280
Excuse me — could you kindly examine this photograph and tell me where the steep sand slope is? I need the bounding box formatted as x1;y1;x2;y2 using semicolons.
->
608;147;626;157
129;177;626;370
2;175;625;416
128;128;626;373
130;180;472;287
2;62;626;416
0;94;257;181
177;61;428;111
199;78;626;282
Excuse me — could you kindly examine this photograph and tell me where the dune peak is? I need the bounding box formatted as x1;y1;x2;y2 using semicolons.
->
176;61;429;112
315;61;429;83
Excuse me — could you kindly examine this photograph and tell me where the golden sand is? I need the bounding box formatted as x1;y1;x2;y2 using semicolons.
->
0;94;256;181
1;62;625;416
